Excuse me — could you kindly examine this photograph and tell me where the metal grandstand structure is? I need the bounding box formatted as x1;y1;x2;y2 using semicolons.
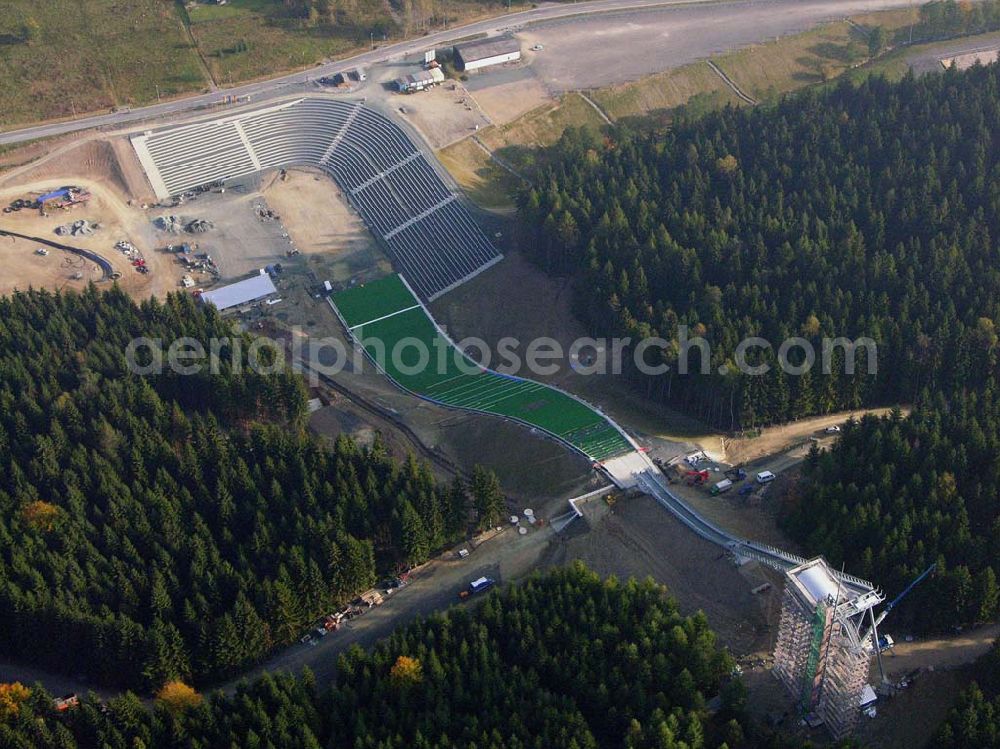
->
130;98;502;300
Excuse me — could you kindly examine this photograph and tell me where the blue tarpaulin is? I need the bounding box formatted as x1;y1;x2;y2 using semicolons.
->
38;188;71;203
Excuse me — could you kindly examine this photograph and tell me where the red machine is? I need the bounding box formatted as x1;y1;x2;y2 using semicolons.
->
684;469;710;485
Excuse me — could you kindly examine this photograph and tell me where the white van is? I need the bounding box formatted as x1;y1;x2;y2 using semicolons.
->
756;470;776;484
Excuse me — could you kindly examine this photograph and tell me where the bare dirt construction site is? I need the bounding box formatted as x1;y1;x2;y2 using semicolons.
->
0;135;187;297
147;185;297;283
385;80;491;150
0;178;177;298
262;167;390;285
462;66;551;126
723;407;910;466
546;491;785;654
0;224;105;295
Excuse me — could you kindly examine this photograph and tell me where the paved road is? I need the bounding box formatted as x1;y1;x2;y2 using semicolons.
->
1;0;914;146
0;0;726;146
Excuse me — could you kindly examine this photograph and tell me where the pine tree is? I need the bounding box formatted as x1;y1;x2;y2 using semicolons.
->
399;501;430;565
471;467;505;530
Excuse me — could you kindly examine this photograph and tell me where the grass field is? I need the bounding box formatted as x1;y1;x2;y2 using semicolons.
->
591;61;742;122
712;8;918;100
436;139;520;211
186;0;376;84
477;93;606;157
332;275;633;461
0;0;206;127
186;0;520;85
0;0;530;125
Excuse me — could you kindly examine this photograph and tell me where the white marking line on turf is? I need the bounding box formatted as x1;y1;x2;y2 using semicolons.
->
424;372;481;391
349;304;422;331
443;377;538;404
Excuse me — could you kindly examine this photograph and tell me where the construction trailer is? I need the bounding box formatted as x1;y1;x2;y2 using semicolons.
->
772;557;884;740
453;35;521;71
395;67;445;93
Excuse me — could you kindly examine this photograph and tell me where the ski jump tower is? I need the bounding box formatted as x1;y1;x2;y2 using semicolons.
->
772;557;884;739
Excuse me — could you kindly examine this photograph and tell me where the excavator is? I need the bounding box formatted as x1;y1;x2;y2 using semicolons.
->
684;469;710;486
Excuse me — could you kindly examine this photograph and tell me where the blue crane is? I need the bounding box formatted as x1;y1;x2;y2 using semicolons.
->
864;563;937;656
875;563;937;628
866;563;937;685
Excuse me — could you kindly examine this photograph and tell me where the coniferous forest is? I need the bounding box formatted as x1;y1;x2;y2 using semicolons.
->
519;63;1000;635
0;287;474;688
935;638;1000;747
782;403;1000;633
0;565;762;749
520;65;1000;429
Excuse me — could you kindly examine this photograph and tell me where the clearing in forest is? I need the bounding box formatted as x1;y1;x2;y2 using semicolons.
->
331;274;633;461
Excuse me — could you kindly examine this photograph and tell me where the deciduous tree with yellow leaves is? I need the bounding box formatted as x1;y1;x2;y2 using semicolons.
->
0;682;31;721
390;655;423;687
155;681;202;714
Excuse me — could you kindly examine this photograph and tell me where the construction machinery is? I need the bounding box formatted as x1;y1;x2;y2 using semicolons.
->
3;186;93;216
864;563;937;683
354;590;384;608
877;634;895;653
868;563;937;633
4;187;88;214
53;694;80;712
39;187;91;211
684;469;710;486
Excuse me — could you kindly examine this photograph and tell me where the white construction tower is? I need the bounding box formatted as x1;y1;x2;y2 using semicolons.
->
772;557;884;739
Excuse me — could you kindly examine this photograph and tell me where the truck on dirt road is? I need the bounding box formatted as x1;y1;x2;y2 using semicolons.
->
458;576;495;599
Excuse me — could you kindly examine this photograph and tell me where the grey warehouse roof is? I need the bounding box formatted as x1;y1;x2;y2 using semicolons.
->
454;35;520;63
201;274;277;310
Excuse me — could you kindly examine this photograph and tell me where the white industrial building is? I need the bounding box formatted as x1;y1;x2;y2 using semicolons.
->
453;36;521;72
200;273;277;311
